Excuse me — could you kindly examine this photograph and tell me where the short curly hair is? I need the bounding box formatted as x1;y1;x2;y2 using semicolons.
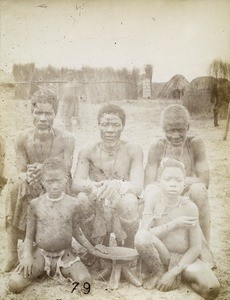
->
31;89;59;114
97;104;126;126
158;157;186;178
41;157;67;176
161;104;190;130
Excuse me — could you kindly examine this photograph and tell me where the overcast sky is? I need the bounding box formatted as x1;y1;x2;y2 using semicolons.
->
1;0;230;82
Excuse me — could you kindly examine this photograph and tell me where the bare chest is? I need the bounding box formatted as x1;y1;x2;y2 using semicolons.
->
89;147;131;181
25;136;64;164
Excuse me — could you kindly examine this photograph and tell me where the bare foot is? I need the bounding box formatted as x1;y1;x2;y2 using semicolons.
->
143;272;163;290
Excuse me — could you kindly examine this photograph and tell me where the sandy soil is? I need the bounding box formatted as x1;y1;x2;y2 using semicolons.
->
0;91;229;300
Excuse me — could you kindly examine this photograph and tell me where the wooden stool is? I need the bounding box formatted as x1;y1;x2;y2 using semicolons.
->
95;246;142;289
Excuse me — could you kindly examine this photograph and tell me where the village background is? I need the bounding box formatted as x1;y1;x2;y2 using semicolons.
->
0;0;230;299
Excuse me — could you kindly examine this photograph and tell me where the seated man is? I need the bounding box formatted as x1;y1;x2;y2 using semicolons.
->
8;158;107;294
72;104;143;247
145;104;211;243
135;158;220;299
4;89;75;272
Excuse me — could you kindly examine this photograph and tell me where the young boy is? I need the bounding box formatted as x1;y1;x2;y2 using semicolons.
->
8;157;107;294
135;158;220;300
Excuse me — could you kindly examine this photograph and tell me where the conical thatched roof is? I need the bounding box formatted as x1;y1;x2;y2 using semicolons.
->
188;76;216;91
152;82;166;99
160;74;189;99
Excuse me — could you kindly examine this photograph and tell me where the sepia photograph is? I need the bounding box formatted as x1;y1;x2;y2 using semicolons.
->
0;0;229;299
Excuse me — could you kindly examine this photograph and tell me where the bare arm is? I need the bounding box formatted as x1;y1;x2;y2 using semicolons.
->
140;184;159;230
169;205;201;276
73;209;107;254
144;140;164;187
15;132;28;174
127;143;144;196
72;147;98;194
17;201;36;278
63;133;75;174
156;204;201;292
191;138;210;188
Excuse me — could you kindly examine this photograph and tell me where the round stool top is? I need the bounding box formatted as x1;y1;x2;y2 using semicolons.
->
95;246;139;261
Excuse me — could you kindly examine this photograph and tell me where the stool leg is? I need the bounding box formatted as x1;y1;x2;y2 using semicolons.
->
122;265;142;287
109;260;122;289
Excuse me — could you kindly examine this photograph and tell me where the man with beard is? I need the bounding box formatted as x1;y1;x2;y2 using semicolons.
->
4;89;75;272
72;104;144;248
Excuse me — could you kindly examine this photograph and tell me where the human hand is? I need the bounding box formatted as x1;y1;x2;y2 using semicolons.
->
95;180;118;201
172;216;197;229
15;256;33;279
94;244;108;254
156;271;179;292
27;163;42;185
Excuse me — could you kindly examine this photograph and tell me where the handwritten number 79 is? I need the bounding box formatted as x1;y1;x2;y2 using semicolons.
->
71;282;91;294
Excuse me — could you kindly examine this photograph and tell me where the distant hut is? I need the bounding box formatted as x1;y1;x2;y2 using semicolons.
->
182;76;216;115
160;74;189;99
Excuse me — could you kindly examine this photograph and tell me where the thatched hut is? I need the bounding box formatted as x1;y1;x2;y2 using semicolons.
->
160;74;189;99
182;76;216;115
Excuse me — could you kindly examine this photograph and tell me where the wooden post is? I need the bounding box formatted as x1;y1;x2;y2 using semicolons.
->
223;101;230;140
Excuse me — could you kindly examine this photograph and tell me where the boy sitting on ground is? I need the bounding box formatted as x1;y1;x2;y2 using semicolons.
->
135;158;220;300
8;157;107;294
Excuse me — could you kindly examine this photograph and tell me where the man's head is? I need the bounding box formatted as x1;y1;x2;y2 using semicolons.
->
41;157;67;199
31;89;58;132
97;104;126;144
158;158;185;198
161;104;190;146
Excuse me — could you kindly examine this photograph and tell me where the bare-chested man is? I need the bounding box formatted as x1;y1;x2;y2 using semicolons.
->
8;158;106;294
135;159;219;299
72;104;143;248
145;104;211;243
4;89;75;272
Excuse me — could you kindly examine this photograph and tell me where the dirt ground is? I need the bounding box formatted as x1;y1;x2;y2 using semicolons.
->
0;91;229;300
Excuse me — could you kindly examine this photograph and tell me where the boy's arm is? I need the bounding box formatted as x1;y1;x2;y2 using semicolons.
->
140;184;158;230
17;202;36;278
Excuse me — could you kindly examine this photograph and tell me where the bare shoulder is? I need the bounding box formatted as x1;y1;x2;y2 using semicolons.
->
149;138;165;154
53;127;75;142
188;136;205;149
79;141;99;156
15;128;34;144
125;141;143;155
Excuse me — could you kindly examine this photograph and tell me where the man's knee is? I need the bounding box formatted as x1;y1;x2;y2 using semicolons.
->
76;192;94;214
134;229;151;252
117;193;138;218
200;279;220;300
8;273;31;294
189;183;208;204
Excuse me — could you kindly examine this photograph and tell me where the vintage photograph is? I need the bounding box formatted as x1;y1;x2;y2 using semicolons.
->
0;0;229;299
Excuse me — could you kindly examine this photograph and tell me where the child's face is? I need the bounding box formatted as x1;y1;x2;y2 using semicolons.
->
159;166;185;198
42;170;67;199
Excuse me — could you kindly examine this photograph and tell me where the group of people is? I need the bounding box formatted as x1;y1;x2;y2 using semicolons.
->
1;89;220;299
